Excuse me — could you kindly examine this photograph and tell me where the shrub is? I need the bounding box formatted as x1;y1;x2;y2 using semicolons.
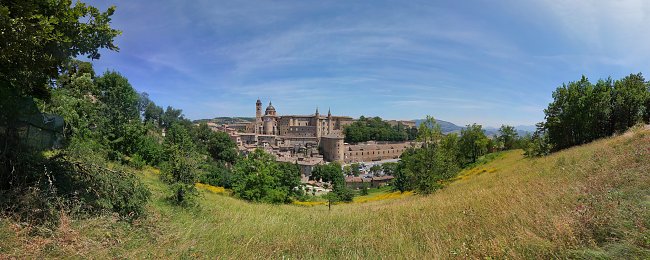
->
129;153;146;169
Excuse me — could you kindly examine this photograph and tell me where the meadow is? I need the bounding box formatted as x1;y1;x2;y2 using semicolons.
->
1;127;648;259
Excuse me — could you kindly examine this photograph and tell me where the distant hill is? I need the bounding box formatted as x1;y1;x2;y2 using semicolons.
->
414;119;463;134
194;117;255;125
414;119;535;136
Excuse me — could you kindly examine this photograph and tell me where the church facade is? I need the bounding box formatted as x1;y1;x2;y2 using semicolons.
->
254;99;353;138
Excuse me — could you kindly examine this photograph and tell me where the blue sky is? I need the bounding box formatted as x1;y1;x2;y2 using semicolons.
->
84;0;650;127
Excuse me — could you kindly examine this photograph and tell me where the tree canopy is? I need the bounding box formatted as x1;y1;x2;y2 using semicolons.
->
542;74;650;152
0;0;120;100
344;116;417;143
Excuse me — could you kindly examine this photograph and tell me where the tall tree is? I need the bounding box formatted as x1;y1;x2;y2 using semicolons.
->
612;73;649;132
232;149;301;203
0;0;120;100
497;125;518;150
95;71;142;156
459;124;489;164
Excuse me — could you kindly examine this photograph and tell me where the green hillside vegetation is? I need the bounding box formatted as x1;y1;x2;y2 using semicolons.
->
1;126;648;259
344;116;418;143
2;1;650;259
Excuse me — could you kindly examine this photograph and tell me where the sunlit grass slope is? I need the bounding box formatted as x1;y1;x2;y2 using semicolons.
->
1;127;649;259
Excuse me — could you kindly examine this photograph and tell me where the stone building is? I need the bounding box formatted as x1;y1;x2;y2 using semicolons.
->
343;141;416;163
211;99;416;167
253;99;353;138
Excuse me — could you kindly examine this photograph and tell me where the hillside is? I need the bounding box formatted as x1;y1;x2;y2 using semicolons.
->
414;119;464;133
193;117;255;125
414;119;534;136
1;127;648;259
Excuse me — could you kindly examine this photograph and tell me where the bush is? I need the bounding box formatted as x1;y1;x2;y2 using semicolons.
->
50;141;151;221
129;153;146;169
199;162;234;188
0;143;151;225
136;134;164;166
231;149;301;204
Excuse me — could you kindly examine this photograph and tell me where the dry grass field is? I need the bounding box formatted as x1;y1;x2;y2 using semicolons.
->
1;127;648;259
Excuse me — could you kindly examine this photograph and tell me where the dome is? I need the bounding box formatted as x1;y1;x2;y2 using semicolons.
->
265;101;276;115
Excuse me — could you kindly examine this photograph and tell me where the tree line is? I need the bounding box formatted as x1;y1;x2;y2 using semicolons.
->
391;116;531;194
526;74;650;156
343;116;418;143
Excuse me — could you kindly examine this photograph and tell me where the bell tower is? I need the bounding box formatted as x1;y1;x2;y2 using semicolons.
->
255;98;262;134
315;107;321;138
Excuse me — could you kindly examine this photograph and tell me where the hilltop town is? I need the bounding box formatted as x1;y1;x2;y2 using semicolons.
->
204;99;417;185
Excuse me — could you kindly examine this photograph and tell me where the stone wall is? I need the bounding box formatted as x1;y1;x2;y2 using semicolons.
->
343;141;416;163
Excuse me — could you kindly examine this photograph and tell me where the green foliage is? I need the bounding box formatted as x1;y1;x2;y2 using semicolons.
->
161;123;200;206
129;153;146;170
1;139;150;225
161;106;189;129
524;124;551;157
344;116;417;143
95;71;143;157
232;149;301;204
331;184;355;202
417;115;443;145
360;183;370;195
0;0;120;100
392;116;468;194
199;162;234;188
369;165;382;176
135;131;164;166
612;73;649;132
311;162;344;182
496;125;518;150
192;123;238;164
310;162;354;202
381;162;398;176
350;163;361;176
144;102;164;127
543;74;650;152
459;124;489;165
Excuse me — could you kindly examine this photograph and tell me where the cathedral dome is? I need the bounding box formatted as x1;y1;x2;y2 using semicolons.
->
265;102;276;115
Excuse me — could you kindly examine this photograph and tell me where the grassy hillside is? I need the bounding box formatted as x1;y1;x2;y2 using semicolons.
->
1;127;648;259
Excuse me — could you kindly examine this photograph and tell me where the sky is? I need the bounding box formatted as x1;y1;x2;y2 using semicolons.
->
84;0;650;127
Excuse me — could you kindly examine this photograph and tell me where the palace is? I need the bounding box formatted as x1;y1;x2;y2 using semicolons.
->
254;99;354;138
209;99;417;178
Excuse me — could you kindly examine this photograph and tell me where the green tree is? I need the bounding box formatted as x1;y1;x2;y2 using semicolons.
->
0;0;120;100
392;117;462;194
369;164;382;176
311;162;353;202
459;124;489;165
162;123;199;206
497;125;518;150
144;102;164;127
95;71;143;157
343;116;415;143
311;162;344;183
542;74;648;152
1;0;120;198
612;73;649;132
381;162;398;176
232;149;300;203
417;115;442;147
350;163;361;177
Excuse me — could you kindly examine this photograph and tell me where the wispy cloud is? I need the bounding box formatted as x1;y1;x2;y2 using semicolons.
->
85;0;650;126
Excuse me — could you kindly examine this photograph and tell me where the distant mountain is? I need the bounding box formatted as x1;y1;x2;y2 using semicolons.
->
414;119;463;134
194;117;255;125
414;119;536;136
